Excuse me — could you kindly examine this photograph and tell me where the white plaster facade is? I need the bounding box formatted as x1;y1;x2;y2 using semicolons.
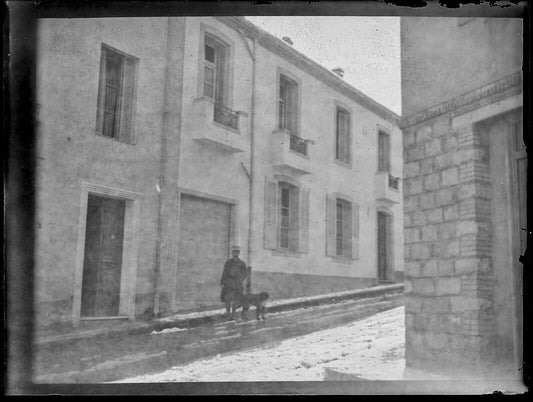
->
35;16;403;329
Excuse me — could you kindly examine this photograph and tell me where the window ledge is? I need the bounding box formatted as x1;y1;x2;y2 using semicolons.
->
212;120;241;134
272;128;291;135
272;249;302;258
329;256;354;264
94;132;136;146
288;149;309;159
193;95;215;104
334;159;352;170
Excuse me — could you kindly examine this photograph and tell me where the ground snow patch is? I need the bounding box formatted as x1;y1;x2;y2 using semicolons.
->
115;306;406;383
151;327;189;335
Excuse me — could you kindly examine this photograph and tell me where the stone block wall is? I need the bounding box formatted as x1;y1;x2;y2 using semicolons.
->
402;116;497;373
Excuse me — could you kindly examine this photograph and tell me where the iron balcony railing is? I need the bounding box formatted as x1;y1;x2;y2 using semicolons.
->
388;175;400;190
214;103;239;130
289;135;308;156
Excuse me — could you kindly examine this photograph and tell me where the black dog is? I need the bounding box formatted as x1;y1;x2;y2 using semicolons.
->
239;292;270;321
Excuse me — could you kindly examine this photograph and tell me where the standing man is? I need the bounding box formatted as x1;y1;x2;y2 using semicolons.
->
220;245;247;321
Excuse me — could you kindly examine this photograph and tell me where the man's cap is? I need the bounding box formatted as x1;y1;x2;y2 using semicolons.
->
232;245;241;252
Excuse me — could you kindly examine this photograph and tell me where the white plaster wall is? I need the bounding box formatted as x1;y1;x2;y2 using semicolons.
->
401;17;522;117
178;17;253;262
35;18;170;319
251;42;404;279
34;16;404;326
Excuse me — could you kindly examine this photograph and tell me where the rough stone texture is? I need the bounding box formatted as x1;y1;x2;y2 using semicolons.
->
402;116;497;373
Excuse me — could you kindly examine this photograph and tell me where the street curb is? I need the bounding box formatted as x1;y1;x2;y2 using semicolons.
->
36;283;404;347
154;283;404;331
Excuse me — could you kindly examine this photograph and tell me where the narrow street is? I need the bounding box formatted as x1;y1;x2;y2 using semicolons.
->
34;291;403;383
115;306;406;383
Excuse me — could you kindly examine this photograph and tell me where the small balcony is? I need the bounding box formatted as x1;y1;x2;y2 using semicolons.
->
271;129;312;176
375;171;401;204
191;97;246;153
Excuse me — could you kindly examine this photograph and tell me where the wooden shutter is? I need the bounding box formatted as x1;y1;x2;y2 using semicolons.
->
379;131;390;172
298;187;310;253
215;44;226;106
338;109;350;163
96;48;107;135
344;112;351;164
326;195;336;256
351;202;360;260
335;110;342;160
336;108;350;163
385;133;390;172
119;57;136;143
343;202;352;258
264;179;278;250
288;80;298;135
289;186;299;252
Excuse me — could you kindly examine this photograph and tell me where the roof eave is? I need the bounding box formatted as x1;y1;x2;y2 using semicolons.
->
216;16;400;125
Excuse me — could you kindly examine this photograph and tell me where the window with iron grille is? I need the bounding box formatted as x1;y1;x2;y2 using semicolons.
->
336;107;351;164
96;45;137;143
279;75;298;135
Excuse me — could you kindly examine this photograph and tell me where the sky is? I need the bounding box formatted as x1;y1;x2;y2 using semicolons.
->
246;17;401;115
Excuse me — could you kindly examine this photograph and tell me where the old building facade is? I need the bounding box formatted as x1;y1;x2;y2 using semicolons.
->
35;16;403;331
400;17;524;378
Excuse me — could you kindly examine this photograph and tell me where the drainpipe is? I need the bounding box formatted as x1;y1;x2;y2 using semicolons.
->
248;37;257;294
154;17;181;317
237;30;256;294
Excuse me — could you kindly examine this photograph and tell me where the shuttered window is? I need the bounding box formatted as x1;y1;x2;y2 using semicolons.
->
279;183;299;252
96;46;137;143
336;202;344;256
280;187;291;249
378;130;390;172
326;195;359;260
263;178;309;253
336;107;351;164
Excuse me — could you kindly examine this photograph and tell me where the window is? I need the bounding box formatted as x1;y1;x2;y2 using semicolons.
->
279;75;298;135
203;35;228;106
378;130;390;172
96;45;137;143
203;34;239;129
264;179;309;253
326;195;359;259
280;186;291;249
336;202;344;256
336;107;351;164
335;199;352;257
277;183;299;251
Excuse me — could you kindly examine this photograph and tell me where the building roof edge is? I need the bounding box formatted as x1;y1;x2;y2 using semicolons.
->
400;71;523;129
216;16;401;125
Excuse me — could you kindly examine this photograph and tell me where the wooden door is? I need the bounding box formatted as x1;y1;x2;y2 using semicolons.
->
177;195;231;310
81;194;125;317
377;211;388;281
511;113;525;370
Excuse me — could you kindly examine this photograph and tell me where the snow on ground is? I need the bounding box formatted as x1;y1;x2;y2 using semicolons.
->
151;327;189;335
116;306;406;382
